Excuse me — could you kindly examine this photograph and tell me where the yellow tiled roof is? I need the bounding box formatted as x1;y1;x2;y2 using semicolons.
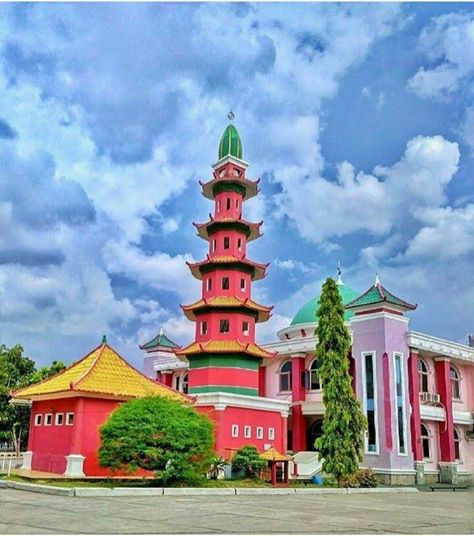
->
175;340;275;359
186;256;267;282
13;344;186;401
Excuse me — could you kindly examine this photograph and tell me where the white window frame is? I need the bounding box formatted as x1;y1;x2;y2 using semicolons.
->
206;278;212;292
44;413;53;426
420;423;431;461
268;428;275;441
65;413;74;426
231;424;239;438
34;414;42;426
55;413;64;426
393;352;407;456
361;351;379;455
244;425;251;438
256;427;263;440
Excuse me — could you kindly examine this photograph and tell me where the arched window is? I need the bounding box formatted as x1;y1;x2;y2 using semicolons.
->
279;361;292;392
454;428;461;461
421;424;431;460
182;373;189;395
450;366;461;399
309;359;321;391
418;359;429;393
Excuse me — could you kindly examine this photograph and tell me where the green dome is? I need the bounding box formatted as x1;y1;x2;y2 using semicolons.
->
219;124;243;160
290;284;360;326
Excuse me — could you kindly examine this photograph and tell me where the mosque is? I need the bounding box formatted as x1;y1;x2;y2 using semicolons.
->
14;123;474;485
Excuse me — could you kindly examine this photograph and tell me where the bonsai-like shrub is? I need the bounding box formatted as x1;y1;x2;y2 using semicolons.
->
340;468;378;488
99;396;214;483
231;445;266;479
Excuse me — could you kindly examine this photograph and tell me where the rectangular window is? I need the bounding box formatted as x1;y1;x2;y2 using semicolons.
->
240;278;246;291
222;277;229;290
237;238;242;251
363;353;378;453
212;239;217;252
223;237;230;249
55;413;64;426
220;319;230;333
268;428;275;441
201;321;208;335
256;427;263;440
34;414;42;426
231;424;239;438
394;353;406;455
242;321;249;335
45;414;52;426
236;199;239;209
244;426;251;438
217;200;221;212
226;198;231;210
206;278;212;291
66;413;75;426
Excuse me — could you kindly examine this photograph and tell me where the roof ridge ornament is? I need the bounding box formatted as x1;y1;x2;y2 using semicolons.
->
374;273;381;286
227;110;235;122
336;260;344;285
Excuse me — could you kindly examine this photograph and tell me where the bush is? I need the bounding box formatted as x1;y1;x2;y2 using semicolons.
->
99;396;215;483
231;446;266;479
339;468;378;488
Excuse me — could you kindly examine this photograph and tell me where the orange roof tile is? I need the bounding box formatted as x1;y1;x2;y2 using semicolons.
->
260;447;291;462
181;296;273;323
175;340;275;360
12;344;187;402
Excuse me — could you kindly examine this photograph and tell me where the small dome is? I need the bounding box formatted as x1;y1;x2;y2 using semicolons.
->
219;124;243;160
290;284;360;326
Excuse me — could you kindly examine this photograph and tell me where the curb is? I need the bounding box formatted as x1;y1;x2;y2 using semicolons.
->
0;480;419;497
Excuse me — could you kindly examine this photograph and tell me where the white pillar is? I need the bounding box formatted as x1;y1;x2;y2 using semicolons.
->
20;451;33;470
63;454;85;478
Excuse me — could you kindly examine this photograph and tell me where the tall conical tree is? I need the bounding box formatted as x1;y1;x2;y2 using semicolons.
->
315;277;367;485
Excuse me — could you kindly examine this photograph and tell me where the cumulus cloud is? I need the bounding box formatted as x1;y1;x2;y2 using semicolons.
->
407;12;474;98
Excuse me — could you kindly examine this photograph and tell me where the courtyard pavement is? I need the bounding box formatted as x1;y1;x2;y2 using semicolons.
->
0;487;472;534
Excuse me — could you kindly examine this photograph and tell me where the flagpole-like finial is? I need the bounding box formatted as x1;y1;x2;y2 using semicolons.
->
336;259;344;285
227;110;235;122
375;273;381;286
102;335;107;344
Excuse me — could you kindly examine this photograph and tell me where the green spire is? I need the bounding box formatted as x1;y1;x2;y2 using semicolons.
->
218;124;243;160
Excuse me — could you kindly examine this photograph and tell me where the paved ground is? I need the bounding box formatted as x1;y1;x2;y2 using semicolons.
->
0;488;473;534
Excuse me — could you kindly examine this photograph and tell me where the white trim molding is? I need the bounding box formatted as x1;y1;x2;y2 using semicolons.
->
193;392;291;417
420;404;445;422
301;401;325;415
408;331;474;363
351;312;409;324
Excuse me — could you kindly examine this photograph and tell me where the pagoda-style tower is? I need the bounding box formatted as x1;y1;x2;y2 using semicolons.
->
176;123;275;396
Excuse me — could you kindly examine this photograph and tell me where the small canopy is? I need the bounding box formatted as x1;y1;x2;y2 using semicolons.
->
12;343;187;402
140;328;181;351
260;447;291;462
345;277;417;311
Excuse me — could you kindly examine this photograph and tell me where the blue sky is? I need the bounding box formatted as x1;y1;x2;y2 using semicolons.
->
1;2;474;367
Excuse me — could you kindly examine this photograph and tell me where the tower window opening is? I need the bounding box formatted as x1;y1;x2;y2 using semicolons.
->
240;278;246;291
279;361;292;392
421;424;431;459
201;321;208;335
220;319;230;333
217;200;221;212
363;353;378;453
223;237;230;250
212;239;217;252
226;198;231;210
206;278;212;292
222;277;230;290
236;199;239;209
237;238;242;251
242;321;249;335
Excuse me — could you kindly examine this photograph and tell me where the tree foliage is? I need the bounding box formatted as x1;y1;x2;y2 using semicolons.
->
231;445;266;479
0;345;67;453
98;396;215;483
314;277;367;484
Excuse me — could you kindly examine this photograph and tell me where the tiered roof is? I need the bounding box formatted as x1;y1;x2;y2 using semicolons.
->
186;256;268;281
182;296;273;323
12;343;186;402
194;217;262;243
140;329;181;351
346;277;417;311
199;176;260;201
175;340;275;360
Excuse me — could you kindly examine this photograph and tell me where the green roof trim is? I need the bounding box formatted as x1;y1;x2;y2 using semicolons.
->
218;124;243;160
189;385;258;396
140;330;181;350
345;283;417;311
290;284;360;325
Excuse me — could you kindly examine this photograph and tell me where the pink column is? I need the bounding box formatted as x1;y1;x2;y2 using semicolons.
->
258;365;266;397
291;356;306;452
434;358;455;462
70;398;84;454
408;350;423;461
281;413;288;453
382;352;393;452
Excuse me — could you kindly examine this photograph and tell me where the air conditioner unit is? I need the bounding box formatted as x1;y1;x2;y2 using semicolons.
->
420;392;440;404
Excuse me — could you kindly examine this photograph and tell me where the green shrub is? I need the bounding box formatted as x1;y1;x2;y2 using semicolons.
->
231;446;266;479
340;468;378;488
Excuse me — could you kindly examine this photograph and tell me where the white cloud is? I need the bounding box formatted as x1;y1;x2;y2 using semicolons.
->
461;106;474;152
